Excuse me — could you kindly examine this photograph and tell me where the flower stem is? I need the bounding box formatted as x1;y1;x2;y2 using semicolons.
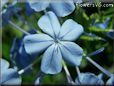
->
8;20;30;35
15;13;34;29
87;47;105;57
76;66;80;77
85;56;112;77
62;61;74;84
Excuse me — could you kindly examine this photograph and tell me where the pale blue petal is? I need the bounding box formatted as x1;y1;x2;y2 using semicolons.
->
75;72;104;85
23;34;54;55
28;1;49;12
95;23;107;29
41;44;62;74
0;59;21;85
1;68;21;85
106;74;114;85
49;1;75;17
59;19;84;41
35;77;40;85
95;17;110;29
59;41;83;66
97;73;103;80
0;58;9;70
38;11;61;38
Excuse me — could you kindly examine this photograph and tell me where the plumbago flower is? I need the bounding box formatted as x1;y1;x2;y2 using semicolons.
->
25;2;35;16
10;29;37;70
94;18;110;29
27;0;82;17
75;72;104;85
23;11;84;74
0;58;22;85
92;17;114;40
2;2;21;26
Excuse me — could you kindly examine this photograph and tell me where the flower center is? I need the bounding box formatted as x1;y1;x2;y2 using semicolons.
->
54;39;60;43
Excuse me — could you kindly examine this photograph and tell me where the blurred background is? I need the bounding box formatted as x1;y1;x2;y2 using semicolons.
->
1;0;114;85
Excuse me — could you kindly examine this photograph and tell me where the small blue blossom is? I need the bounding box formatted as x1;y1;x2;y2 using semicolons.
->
0;58;22;85
75;72;104;85
24;11;84;74
27;0;81;17
94;18;110;29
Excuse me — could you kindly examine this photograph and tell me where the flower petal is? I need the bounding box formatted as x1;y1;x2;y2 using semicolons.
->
75;72;104;85
41;44;62;74
1;68;21;85
23;34;54;55
59;41;83;66
38;11;61;38
28;1;49;12
49;1;75;17
10;29;37;70
0;58;9;70
106;74;114;85
25;2;35;16
59;19;84;41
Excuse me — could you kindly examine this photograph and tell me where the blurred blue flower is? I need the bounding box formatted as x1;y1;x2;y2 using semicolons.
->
25;2;35;16
92;18;114;40
106;74;114;85
10;29;37;70
94;18;110;29
27;0;82;17
2;3;21;26
0;58;22;85
24;11;84;74
75;72;104;85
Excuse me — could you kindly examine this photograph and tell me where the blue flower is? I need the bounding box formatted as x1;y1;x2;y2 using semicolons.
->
25;2;35;16
24;11;84;74
106;74;114;85
0;58;22;85
94;18;110;29
10;29;37;70
2;3;21;26
27;0;81;17
75;72;104;85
